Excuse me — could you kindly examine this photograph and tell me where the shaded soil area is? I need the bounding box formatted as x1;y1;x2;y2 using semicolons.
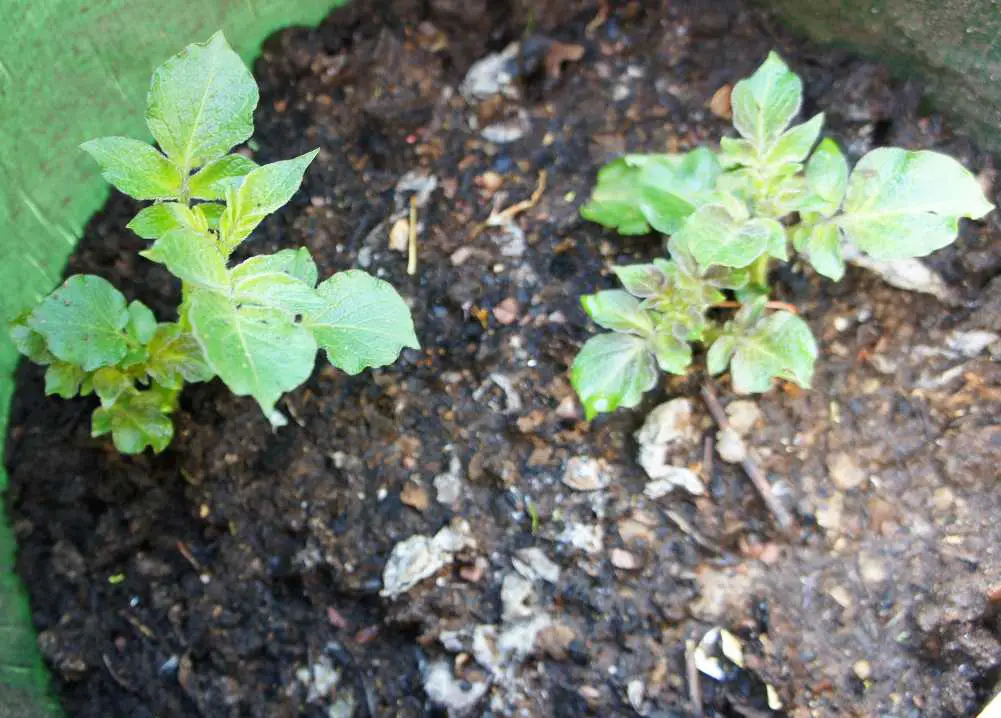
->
7;1;1001;716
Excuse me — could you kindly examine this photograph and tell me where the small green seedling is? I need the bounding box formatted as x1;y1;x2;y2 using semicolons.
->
572;51;993;419
9;33;419;453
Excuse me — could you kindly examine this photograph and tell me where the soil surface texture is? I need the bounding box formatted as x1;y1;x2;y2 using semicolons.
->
7;1;1001;716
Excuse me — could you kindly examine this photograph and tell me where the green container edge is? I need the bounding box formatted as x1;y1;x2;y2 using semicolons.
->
0;1;344;711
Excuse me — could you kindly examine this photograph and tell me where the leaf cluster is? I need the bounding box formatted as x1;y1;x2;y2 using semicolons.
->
10;33;418;453
573;52;993;419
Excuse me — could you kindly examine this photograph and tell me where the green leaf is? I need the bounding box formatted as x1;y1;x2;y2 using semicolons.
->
233;271;324;316
706;335;737;376
127;202;201;239
650;332;692;375
92;389;175;454
189;154;258;200
126;301;157;344
194;202;226;229
570;333;658;419
146;324;214;390
731;51;803;151
836;148;994;260
141;228;229;291
44;361;86;399
220;150;320;248
8;317;54;365
712;311;818;393
145;31;258;172
719;137;756;169
581;290;654;336
189;291;317;413
80;137;182;200
230;247;318;287
580;148;722;235
766;113;824;166
611;263;668;298
304;270;420;375
805;138;848;216
93;366;135;406
27;275;130;371
673;205;784;269
794;223;845;280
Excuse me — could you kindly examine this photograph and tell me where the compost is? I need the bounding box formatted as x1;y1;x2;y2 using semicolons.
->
7;1;1001;716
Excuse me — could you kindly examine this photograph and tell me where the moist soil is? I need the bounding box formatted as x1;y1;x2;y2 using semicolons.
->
7;1;1001;716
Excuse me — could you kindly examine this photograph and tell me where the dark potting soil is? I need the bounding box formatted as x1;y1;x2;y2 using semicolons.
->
7;1;1001;716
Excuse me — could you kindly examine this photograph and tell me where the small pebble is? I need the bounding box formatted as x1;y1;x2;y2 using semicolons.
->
627;679;645;711
389;218;409;252
476;171;504;194
400;481;430;512
726;400;763;436
716;428;747;464
562;456;612;491
709;84;732;119
827;452;868;490
493;297;519;325
859;551;888;585
853;659;872;681
610;548;641;570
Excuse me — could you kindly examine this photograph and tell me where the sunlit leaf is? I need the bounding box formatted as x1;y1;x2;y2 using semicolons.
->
710;310;818;393
141;228;229;291
304;270;419;375
805;138;848;217
836;148;994;260
145;31;258;172
581;290;654;336
27;275;130;371
673;205;783;269
571;333;658;419
731;51;803;151
92;388;176;454
189;290;317;414
80;137;182;200
220;150;319;249
146;324;214;390
44;361;87;399
581;148;721;235
189;154;258;200
793;223;845;280
127;202;202;240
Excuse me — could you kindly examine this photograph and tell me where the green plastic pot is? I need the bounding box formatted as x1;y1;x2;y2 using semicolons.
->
0;1;342;712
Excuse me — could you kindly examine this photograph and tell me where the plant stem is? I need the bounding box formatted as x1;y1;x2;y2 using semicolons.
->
749;255;771;289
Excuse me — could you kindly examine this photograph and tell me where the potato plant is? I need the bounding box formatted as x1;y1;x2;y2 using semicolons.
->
572;52;993;419
9;33;419;453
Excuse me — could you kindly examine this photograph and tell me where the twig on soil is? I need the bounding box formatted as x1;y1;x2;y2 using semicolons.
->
176;540;204;573
119;610;155;639
407;194;418;276
468;170;547;240
586;0;610;35
703;435;714;484
701;382;795;535
103;654;134;691
713;300;800;314
685;638;703;716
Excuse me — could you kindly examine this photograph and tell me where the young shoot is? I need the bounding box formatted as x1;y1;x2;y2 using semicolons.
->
9;32;419;453
571;51;993;419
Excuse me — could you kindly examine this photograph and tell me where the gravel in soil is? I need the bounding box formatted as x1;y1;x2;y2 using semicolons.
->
7;1;1001;716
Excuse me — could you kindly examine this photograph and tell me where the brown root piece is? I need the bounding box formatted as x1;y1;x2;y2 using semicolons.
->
701;382;796;534
713;300;800;314
469;170;547;241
